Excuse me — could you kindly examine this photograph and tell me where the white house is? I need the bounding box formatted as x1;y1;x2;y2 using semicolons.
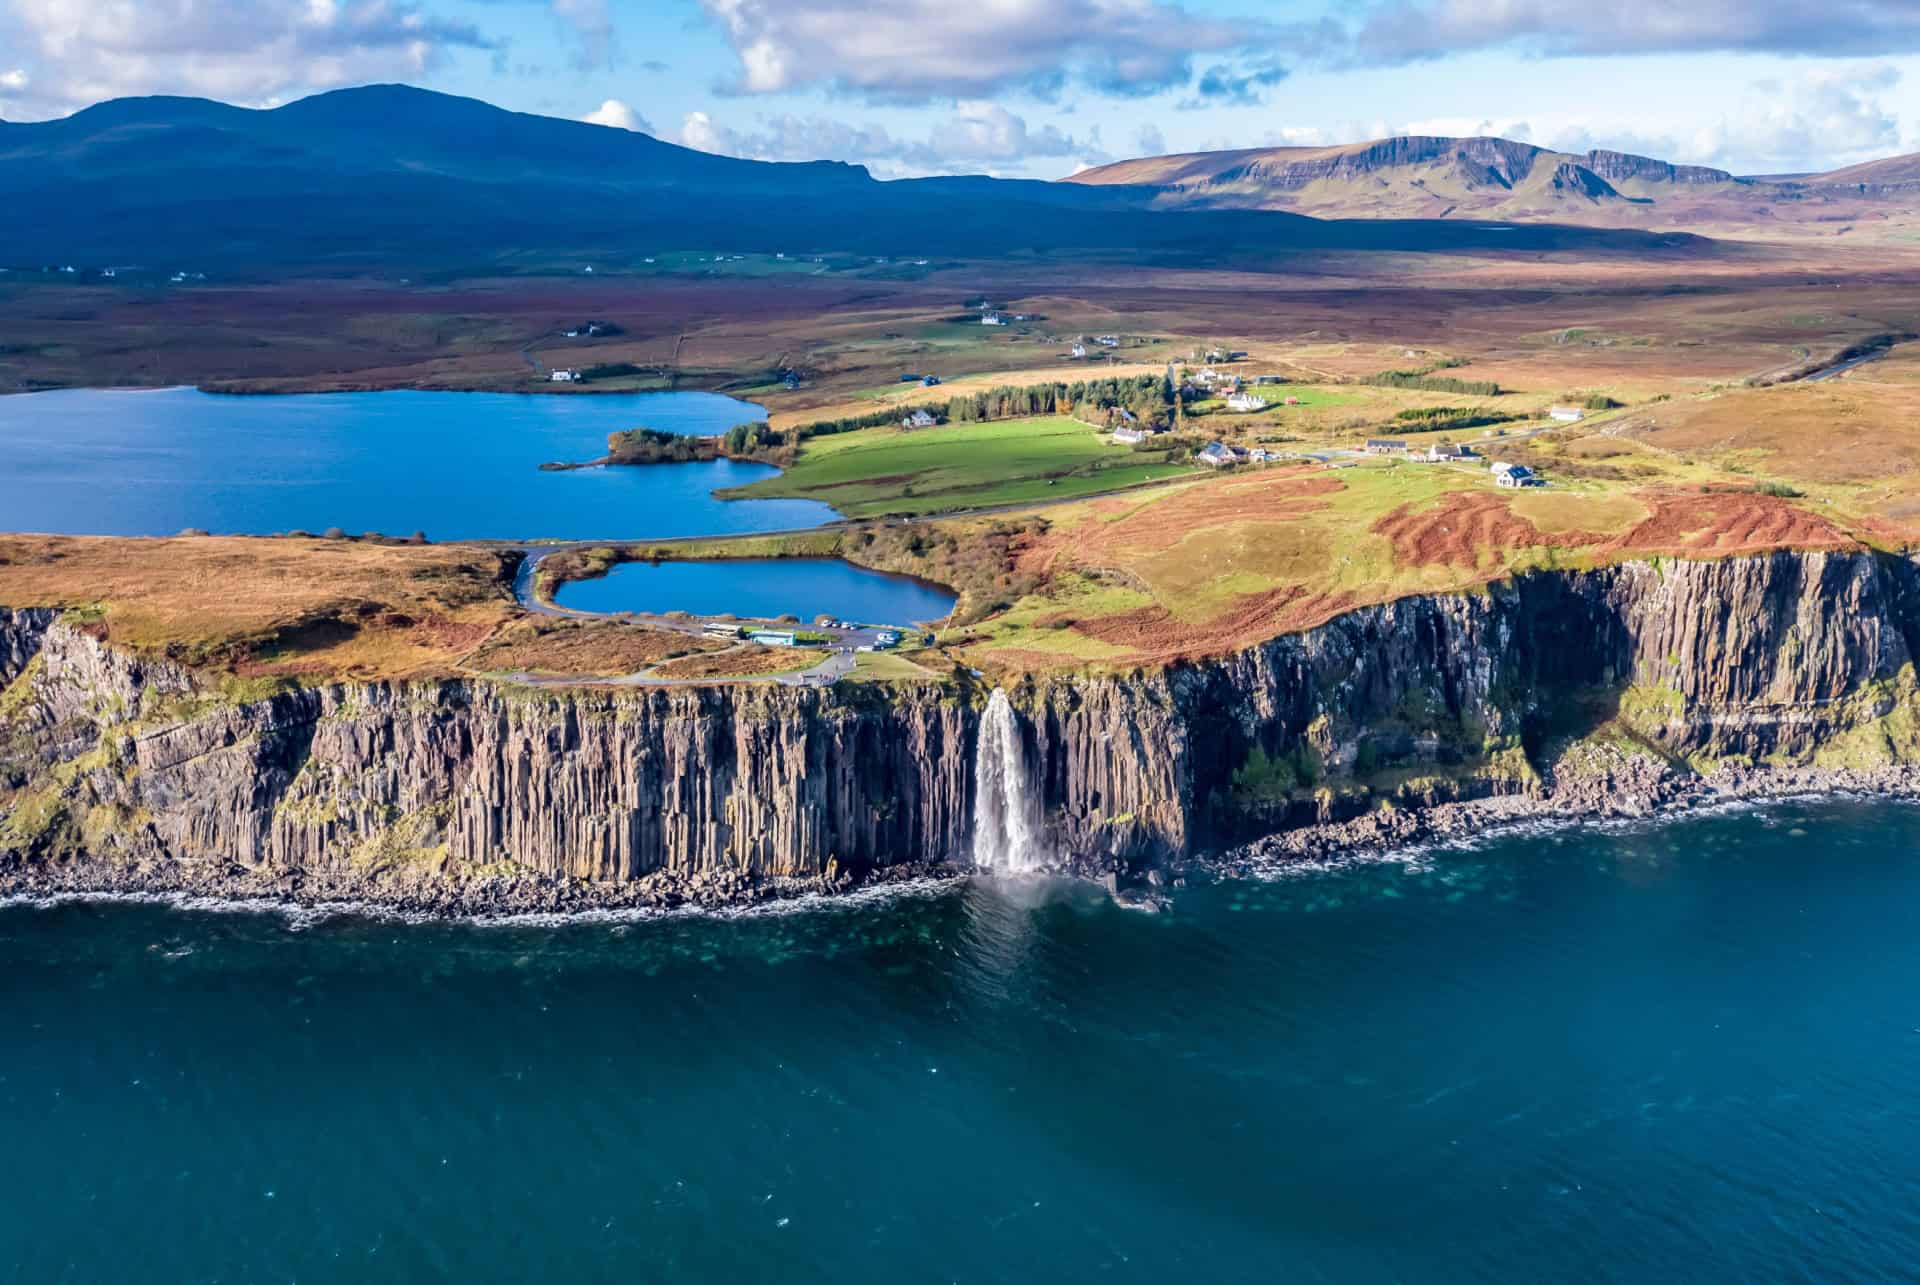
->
1197;442;1242;468
981;312;1006;326
1426;442;1478;462
1548;406;1585;423
1112;427;1149;445
1071;343;1088;358
902;410;938;429
549;369;581;383
1493;462;1539;487
1226;392;1268;413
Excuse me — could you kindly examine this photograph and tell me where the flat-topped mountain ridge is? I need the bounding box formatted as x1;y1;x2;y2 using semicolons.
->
1067;133;1920;230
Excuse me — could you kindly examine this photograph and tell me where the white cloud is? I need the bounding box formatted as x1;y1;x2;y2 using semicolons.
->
1351;0;1920;63
0;0;493;119
929;102;1081;161
677;103;1108;177
696;0;1280;101
582;97;650;133
1394;116;1536;143
1134;123;1167;156
1685;66;1904;172
1508;67;1906;174
550;0;616;70
678;109;739;155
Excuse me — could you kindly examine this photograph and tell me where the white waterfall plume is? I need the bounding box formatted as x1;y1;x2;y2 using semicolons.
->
972;689;1044;873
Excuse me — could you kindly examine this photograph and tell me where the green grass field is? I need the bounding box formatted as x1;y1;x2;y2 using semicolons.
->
721;416;1201;517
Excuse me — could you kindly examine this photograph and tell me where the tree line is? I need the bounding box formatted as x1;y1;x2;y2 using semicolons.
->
771;373;1180;444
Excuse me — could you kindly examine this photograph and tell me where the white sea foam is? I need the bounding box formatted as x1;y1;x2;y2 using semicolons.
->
0;875;967;931
1228;787;1919;883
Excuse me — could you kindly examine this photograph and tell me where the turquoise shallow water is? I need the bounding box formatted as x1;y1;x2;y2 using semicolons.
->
6;798;1920;1283
0;387;836;540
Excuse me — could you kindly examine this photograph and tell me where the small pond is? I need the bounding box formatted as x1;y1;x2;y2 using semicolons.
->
554;558;957;625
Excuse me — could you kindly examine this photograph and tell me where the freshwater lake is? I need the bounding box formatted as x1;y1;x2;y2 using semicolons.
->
0;387;836;541
8;797;1920;1283
556;557;956;624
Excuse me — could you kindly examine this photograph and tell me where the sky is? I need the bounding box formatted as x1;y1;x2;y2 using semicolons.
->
2;0;1918;179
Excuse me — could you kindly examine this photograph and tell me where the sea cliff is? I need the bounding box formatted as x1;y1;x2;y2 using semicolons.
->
4;549;1918;912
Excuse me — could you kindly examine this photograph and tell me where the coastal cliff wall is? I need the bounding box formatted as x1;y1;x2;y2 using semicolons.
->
3;549;1918;904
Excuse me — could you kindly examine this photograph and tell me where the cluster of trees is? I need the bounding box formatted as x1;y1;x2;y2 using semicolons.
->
1364;371;1503;395
1582;393;1624;410
786;374;1179;442
1362;355;1498;396
578;362;648;381
603;427;715;465
1391;407;1522;433
721;421;780;453
941;375;1176;430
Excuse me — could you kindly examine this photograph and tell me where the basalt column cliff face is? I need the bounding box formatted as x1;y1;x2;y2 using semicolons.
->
3;550;1918;905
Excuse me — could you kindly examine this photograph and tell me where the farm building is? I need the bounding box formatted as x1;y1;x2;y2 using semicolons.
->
1548;406;1585;423
1226;392;1268;412
1365;438;1408;455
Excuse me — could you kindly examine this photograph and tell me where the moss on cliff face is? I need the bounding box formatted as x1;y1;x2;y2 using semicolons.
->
1809;666;1920;771
6;552;1920;891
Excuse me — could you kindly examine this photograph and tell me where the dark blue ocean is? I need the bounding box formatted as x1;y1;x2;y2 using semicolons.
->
6;797;1919;1284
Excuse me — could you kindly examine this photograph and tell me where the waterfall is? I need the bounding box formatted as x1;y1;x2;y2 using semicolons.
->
973;689;1044;874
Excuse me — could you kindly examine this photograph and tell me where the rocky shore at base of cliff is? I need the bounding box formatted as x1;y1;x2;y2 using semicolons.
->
9;761;1920;921
1213;759;1920;877
0;854;964;921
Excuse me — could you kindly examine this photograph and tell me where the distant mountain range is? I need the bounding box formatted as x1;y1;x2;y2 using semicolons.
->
1066;136;1920;229
0;86;1698;274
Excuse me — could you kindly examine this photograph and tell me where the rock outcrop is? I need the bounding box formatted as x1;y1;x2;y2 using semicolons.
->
4;549;1919;907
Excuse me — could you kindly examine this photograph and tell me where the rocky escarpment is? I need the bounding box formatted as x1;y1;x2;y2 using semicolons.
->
3;549;1919;909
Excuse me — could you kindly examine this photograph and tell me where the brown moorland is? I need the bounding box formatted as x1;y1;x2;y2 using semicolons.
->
647;646;830;681
0;535;517;680
467;617;722;676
